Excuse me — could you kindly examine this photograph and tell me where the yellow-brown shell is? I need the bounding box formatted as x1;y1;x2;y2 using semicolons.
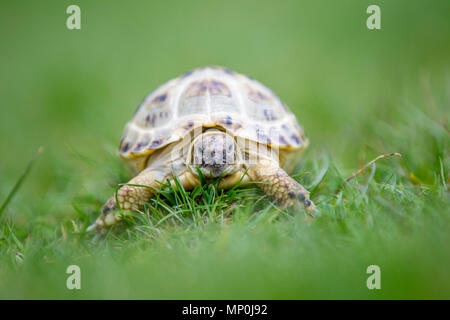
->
119;66;308;172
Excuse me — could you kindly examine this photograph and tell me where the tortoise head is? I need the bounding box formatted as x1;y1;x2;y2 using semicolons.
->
189;128;240;179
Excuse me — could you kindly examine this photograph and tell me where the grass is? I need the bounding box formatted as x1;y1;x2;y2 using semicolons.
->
103;169;262;236
0;147;43;218
0;0;449;299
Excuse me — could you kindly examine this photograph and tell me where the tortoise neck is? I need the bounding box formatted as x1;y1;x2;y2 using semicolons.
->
203;127;222;133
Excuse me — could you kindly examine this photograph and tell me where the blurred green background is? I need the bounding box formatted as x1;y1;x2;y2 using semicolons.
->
0;0;449;299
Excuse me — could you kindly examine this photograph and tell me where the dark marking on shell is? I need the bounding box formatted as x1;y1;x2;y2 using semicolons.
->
224;116;233;125
182;70;194;78
153;93;167;103
148;139;163;149
256;127;271;144
291;135;301;145
183;120;194;131
184;80;208;98
288;191;296;199
217;116;242;131
121;143;130;153
133;105;142;116
209;79;232;96
133;141;147;152
279;136;290;146
263;109;277;121
223;68;234;75
132;95;151;116
248;86;270;103
184;79;233;98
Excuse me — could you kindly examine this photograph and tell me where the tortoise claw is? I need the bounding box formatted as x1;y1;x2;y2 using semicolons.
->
296;191;316;214
86;224;97;233
86;211;122;234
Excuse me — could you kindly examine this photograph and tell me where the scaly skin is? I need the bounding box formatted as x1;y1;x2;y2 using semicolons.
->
247;160;315;212
89;160;315;234
91;169;169;234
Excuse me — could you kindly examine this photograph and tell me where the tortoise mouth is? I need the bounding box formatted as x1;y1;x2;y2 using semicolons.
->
195;165;232;178
192;147;237;178
203;163;228;169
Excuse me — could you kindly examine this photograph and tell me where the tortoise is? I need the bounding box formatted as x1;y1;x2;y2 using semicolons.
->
88;66;315;233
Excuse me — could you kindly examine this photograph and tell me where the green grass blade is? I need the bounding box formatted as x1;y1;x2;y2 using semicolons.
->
0;147;43;218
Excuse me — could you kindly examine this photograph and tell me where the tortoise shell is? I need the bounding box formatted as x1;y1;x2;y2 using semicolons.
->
119;66;308;172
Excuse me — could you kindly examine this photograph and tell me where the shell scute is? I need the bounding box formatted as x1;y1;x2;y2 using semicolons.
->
240;82;287;122
209;79;232;97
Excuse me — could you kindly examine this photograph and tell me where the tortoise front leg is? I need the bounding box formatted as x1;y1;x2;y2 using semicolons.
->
247;160;316;212
88;169;170;234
